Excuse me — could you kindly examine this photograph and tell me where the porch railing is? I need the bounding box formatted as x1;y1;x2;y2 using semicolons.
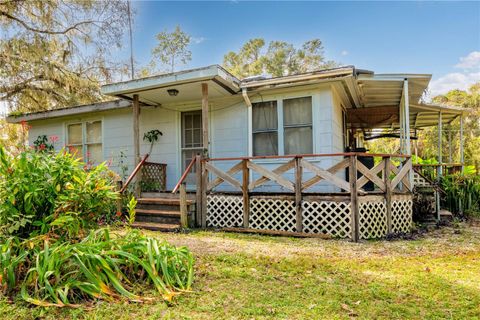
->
413;163;463;181
176;152;413;241
120;154;167;193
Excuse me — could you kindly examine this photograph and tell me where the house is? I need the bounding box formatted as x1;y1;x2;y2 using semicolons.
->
7;65;467;240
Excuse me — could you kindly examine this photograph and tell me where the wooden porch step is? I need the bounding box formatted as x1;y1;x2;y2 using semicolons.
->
137;198;194;206
131;222;180;232
135;208;180;217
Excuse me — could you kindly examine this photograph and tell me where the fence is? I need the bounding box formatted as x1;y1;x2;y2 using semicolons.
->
190;153;413;241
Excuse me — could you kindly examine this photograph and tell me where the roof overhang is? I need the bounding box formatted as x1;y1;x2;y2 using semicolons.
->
6;99;131;123
100;65;241;106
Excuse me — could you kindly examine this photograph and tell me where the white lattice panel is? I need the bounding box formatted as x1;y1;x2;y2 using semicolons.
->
302;201;351;238
249;198;296;232
206;195;243;228
359;197;387;239
391;196;412;233
413;172;431;187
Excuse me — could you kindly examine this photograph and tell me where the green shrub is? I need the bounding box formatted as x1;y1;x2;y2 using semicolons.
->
0;228;194;306
0;147;119;239
441;174;480;217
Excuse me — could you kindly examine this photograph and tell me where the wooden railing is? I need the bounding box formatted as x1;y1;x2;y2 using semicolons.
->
413;163;463;181
120;154;149;193
119;154;167;193
190;152;413;241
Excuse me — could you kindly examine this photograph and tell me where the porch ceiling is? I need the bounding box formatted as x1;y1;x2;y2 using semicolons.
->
101;65;241;106
348;74;467;129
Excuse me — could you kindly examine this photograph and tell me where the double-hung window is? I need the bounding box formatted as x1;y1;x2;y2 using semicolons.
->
252;101;278;156
283;97;313;155
66;120;103;164
252;97;313;156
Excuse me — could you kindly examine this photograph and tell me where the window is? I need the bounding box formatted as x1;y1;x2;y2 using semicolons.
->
283;97;313;154
252;97;313;156
67;121;103;164
252;101;278;156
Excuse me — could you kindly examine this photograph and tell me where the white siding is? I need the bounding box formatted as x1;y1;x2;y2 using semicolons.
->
25;85;346;192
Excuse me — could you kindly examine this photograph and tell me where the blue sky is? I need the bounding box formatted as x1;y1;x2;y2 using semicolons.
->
121;0;479;96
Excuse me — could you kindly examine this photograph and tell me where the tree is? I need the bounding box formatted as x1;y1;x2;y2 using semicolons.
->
424;83;480;166
223;38;265;79
223;38;338;78
151;25;191;73
0;0;130;113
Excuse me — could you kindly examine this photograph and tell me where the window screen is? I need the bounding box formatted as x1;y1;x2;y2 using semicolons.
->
252;101;278;156
283;97;313;155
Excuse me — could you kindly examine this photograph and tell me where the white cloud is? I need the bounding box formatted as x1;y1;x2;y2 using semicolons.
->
341;50;348;56
429;71;480;97
191;36;206;44
428;51;480;98
455;51;480;70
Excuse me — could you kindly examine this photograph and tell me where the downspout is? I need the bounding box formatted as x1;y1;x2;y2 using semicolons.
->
242;88;253;156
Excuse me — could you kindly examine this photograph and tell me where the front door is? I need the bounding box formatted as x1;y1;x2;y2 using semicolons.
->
181;111;203;187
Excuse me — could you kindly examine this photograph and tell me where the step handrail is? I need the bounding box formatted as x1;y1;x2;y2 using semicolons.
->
120;154;149;193
172;157;196;194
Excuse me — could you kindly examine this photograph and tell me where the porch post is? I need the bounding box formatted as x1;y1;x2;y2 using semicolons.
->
403;79;413;187
133;94;141;196
460;114;464;173
202;83;209;157
438;112;443;177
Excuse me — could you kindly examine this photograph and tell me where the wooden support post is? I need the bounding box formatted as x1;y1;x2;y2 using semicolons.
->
242;159;250;228
179;183;188;228
448;126;452;164
295;157;303;233
349;155;359;242
460;115;464;173
201;159;208;228
195;154;202;227
132;94;141;196
438;112;443;178
202;83;209;157
384;157;392;234
116;180;123;216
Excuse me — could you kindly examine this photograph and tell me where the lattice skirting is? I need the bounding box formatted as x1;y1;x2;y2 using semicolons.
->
359;196;388;239
302;201;351;238
206;195;243;228
391;195;413;233
205;193;412;240
249;197;296;232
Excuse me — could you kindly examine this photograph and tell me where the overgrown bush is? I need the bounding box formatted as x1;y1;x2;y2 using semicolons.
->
0;228;194;306
441;174;480;217
0;147;119;239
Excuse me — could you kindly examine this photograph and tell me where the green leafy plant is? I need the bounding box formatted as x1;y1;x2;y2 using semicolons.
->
127;196;137;225
441;174;480;217
32;135;54;152
0;228;194;307
0;147;119;239
143;129;163;154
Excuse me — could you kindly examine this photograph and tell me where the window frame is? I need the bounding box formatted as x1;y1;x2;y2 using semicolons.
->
65;119;104;164
250;96;314;157
251;100;279;156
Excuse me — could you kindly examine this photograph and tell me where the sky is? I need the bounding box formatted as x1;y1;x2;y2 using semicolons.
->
122;0;480;97
1;1;479;116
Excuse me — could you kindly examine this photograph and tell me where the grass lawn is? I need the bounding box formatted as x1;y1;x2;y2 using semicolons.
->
1;222;480;319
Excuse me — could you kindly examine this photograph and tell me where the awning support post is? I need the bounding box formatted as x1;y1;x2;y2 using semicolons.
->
133;94;141;196
438;111;443;178
460;114;464;173
202;83;209;157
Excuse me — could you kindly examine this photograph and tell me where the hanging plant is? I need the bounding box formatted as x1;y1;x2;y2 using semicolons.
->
143;129;163;154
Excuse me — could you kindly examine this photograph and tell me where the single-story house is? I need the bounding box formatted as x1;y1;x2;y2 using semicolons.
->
7;65;467;240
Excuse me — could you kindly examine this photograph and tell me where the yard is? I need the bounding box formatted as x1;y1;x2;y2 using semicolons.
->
1;222;479;320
